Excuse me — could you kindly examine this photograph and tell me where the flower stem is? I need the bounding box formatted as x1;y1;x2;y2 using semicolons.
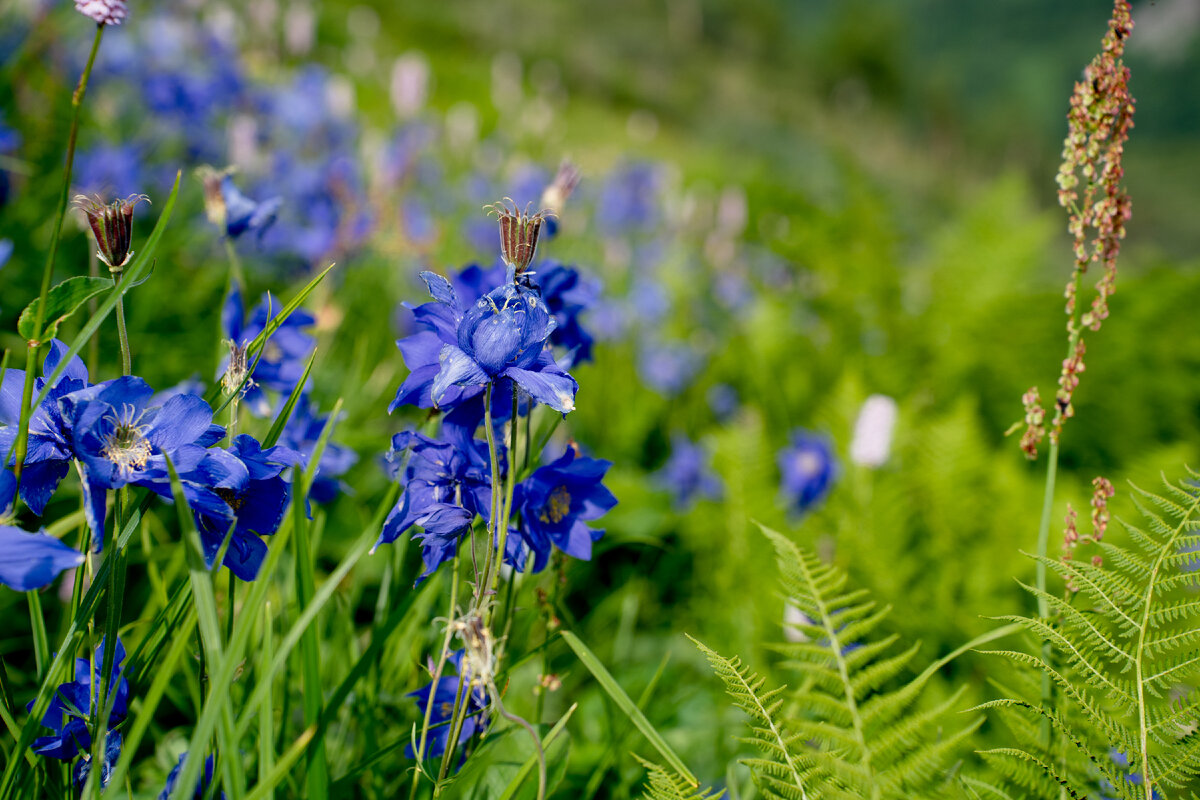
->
1033;440;1059;748
10;23;104;490
479;385;501;611
113;284;132;376
223;237;244;287
488;386;520;607
408;555;460;800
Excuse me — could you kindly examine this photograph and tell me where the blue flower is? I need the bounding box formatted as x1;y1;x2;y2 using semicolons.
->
277;394;357;504
637;340;703;397
425;271;578;414
512;445;617;573
222;283;316;415
406;650;489;764
61;377;225;543
73;143;145;199
1100;749;1163;800
375;419;499;580
655;434;722;510
778;431;837;515
160;752;223;800
707;384;740;422
31;637;129;763
596;162;661;234
0;341;93;515
223;176;281;240
0;523;84;592
72;731;122;790
535;263;599;367
390;264;505;413
193;435;303;581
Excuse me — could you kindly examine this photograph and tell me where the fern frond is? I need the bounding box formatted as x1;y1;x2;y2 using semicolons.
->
694;523;981;799
983;473;1200;800
635;756;723;800
689;635;811;799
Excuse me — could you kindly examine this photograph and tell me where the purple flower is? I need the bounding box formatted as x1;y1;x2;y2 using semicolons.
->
512;445;617;573
397;269;578;415
778;431;837;515
160;753;223;800
535;262;599;367
75;0;127;26
277;394;356;504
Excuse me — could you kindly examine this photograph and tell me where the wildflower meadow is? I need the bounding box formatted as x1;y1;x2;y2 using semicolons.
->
2;0;1200;797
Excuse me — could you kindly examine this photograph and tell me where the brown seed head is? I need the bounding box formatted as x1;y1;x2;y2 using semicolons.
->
73;193;149;271
485;198;553;275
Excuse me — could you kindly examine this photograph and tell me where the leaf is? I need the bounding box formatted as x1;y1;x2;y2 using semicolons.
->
17;276;112;344
560;629;699;787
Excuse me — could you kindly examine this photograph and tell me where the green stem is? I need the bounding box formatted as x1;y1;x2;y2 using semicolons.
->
10;25;104;490
224;237;245;287
113;280;131;376
32;23;103;340
11;347;39;488
26;590;49;681
478;385;501;610
488;385;519;609
409;560;460;800
88;489;128;797
436;661;472;787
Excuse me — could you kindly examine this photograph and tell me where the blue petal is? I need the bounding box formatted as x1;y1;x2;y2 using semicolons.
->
19;460;70;516
502;364;577;414
419;271;460;313
0;525;84;591
42;340;88;386
145;394;217;453
430;345;489;407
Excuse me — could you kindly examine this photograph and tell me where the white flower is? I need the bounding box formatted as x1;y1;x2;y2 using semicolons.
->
75;0;127;25
849;394;897;468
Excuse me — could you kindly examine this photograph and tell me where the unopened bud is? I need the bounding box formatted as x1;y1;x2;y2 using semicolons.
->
73;193;149;272
486;198;552;275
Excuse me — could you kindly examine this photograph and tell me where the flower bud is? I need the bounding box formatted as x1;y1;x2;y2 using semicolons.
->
73;193;149;272
75;0;127;26
486;198;552;275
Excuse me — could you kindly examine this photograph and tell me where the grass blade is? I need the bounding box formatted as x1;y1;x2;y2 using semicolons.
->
559;630;698;787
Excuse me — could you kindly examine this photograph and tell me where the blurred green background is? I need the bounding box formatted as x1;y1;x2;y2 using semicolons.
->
1;0;1199;795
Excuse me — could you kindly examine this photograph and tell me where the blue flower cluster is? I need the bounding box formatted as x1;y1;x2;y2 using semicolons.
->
29;637;128;789
778;429;837;515
0;340;312;581
380;225;615;580
405;650;490;764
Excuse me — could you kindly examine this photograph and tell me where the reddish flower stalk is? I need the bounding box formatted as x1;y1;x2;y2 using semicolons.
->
1020;0;1135;454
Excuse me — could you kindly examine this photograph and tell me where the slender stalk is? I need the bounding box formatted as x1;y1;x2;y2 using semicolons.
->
224;237;245;288
89;489;128;795
87;248;99;377
435;663;472;787
113;290;131;376
488;386;520;607
26;591;49;680
478;385;501;610
12;24;105;485
408;558;460;800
